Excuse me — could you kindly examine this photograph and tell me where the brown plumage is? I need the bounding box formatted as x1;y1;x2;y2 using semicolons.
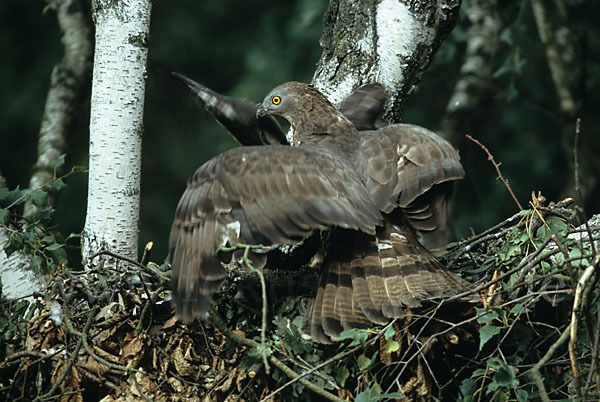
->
170;81;473;342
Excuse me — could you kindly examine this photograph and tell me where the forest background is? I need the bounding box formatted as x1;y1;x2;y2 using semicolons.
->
0;0;598;266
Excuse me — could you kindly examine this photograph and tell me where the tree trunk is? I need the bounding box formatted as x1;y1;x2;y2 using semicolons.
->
313;0;461;124
82;0;152;268
23;0;92;220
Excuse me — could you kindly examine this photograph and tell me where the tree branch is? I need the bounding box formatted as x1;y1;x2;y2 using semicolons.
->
24;0;92;220
466;134;523;210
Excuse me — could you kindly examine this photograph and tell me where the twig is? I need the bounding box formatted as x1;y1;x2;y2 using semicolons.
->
90;249;170;281
209;307;345;402
33;308;95;401
449;235;556;302
466;134;523;211
530;323;571;402
569;254;600;401
219;243;273;374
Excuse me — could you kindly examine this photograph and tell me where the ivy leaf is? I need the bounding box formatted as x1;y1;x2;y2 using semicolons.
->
339;328;368;347
30;190;48;208
0;208;9;224
49;178;67;192
55;154;66;169
479;325;501;350
383;325;395;340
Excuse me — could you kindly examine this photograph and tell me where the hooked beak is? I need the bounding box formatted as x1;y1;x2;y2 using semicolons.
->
256;106;268;118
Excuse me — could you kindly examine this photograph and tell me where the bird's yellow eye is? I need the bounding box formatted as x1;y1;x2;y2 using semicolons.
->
271;96;281;105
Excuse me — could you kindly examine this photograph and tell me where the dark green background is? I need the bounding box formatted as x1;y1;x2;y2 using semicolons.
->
1;0;598;263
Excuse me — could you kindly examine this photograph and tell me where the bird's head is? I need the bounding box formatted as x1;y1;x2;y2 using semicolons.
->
256;81;308;123
257;82;357;146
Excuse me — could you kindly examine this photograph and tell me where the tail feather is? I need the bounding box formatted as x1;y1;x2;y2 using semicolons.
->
302;219;476;343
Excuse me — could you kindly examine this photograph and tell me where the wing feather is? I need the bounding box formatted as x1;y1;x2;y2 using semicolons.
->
170;144;382;321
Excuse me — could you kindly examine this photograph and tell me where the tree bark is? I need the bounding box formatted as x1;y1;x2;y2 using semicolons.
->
313;0;461;125
0;226;46;299
530;0;591;203
440;0;502;145
24;0;92;220
82;0;152;268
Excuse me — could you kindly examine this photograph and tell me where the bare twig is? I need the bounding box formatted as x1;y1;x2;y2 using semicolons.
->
569;254;600;401
33;307;95;401
209;307;345;402
530;323;571;402
466;134;523;210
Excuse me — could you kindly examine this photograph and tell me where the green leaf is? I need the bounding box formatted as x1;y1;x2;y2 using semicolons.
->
476;307;499;324
383;324;396;340
49;178;67;192
356;384;382;402
336;365;350;387
30;190;48;208
0;208;9;224
55;154;66;169
458;377;478;402
357;353;372;371
380;392;405;400
509;303;527;316
479;325;501;350
45;243;64;252
31;255;44;270
384;340;400;353
486;357;517;394
339;328;368;347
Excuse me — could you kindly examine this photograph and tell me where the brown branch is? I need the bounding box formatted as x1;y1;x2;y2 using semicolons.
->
209;307;346;402
569;254;600;401
466;134;523;211
33;307;95;401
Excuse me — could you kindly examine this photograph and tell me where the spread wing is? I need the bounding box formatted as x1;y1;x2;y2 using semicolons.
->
359;124;464;255
304;215;475;344
338;83;386;130
169;70;288;146
170;145;383;322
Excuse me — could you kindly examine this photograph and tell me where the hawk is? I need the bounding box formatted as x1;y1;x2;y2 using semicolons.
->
169;81;474;343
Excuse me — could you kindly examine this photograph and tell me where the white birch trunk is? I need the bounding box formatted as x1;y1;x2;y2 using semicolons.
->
313;0;461;125
81;0;152;268
0;226;46;299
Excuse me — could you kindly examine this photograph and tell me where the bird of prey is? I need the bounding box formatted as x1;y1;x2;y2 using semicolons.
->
169;80;474;343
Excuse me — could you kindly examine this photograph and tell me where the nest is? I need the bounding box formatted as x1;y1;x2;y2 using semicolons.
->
1;195;598;401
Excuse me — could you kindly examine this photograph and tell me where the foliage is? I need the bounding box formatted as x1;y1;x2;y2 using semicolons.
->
0;157;85;274
2;0;599;258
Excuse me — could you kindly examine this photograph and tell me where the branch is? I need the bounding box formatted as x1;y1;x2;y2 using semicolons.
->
466;134;523;211
209;308;345;402
530;323;571;402
24;0;92;220
440;0;502;144
569;253;600;400
530;0;582;118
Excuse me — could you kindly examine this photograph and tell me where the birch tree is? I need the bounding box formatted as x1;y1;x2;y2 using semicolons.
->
82;0;152;267
0;0;91;298
313;0;461;126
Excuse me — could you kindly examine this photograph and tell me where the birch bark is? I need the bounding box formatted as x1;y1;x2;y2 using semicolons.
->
312;0;461;128
82;0;152;268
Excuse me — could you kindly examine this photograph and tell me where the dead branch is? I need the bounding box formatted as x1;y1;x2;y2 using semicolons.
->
466;134;523;211
569;254;600;400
